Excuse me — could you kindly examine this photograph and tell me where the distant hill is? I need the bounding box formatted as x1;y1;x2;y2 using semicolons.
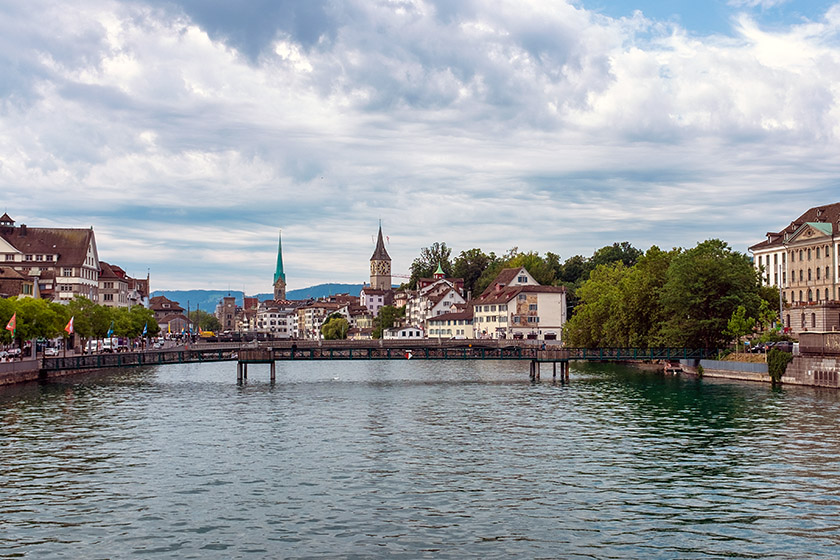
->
151;283;365;310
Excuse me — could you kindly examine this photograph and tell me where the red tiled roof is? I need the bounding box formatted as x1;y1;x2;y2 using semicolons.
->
749;202;840;251
0;225;95;266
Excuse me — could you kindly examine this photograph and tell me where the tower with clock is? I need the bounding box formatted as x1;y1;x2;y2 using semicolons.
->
370;224;392;290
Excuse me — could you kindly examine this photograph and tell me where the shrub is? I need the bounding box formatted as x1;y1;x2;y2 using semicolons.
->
767;348;793;384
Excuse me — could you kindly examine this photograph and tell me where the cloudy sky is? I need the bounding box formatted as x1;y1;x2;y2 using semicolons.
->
2;0;840;293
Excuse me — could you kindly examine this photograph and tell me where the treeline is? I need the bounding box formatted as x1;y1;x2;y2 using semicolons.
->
407;241;642;299
0;296;159;346
407;239;776;349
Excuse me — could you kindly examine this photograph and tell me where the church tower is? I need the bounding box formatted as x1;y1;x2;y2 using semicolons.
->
273;230;286;300
370;224;391;290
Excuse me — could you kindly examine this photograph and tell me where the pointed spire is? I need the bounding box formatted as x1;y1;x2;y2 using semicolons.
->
274;229;285;284
371;224;390;261
434;262;445;278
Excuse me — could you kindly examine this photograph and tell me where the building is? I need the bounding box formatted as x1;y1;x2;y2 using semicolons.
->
471;267;567;340
360;287;392;316
383;326;423;340
0;213;100;303
98;261;129;308
749;202;840;334
427;309;474;339
150;295;184;322
216;296;238;332
404;265;466;330
0;267;35;298
370;224;391;291
273;230;286;300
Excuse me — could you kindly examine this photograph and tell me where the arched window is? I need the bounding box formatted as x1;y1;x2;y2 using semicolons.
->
817;268;821;280
827;288;830;301
801;313;806;327
826;266;830;280
808;248;812;260
808;289;813;301
827;245;832;256
817;247;821;258
800;270;804;281
812;313;817;328
799;290;803;302
786;314;791;328
808;269;812;281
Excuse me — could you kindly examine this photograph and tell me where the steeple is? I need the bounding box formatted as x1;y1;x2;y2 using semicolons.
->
273;229;286;300
370;223;390;261
369;223;392;291
434;262;445;279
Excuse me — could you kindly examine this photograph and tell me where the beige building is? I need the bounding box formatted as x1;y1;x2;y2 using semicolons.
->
0;213;100;302
427;310;474;339
471;267;567;341
749;202;840;334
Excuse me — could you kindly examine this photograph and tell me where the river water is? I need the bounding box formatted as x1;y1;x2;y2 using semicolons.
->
2;360;840;559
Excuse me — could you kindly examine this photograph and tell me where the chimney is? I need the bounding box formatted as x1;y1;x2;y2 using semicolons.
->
19;224;27;236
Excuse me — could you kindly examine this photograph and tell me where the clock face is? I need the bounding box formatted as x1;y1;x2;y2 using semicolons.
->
371;261;390;275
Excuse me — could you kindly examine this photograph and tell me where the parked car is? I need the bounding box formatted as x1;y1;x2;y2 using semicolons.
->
770;341;794;353
44;347;60;356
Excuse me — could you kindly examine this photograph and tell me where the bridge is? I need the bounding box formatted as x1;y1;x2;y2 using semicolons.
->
37;340;717;383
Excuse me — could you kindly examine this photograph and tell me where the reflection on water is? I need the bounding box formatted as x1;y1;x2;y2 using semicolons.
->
3;360;840;558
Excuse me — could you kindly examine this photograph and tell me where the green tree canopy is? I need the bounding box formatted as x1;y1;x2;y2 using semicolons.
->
408;242;453;289
321;314;349;340
452;248;493;298
658;239;762;348
373;305;405;339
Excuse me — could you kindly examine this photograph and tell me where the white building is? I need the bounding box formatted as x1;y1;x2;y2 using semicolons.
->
471;267;567;341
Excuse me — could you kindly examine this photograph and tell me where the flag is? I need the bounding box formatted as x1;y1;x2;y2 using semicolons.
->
65;316;74;335
5;313;15;335
106;321;114;338
142;322;148;336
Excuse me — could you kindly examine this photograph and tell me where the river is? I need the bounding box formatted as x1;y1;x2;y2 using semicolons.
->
2;360;840;558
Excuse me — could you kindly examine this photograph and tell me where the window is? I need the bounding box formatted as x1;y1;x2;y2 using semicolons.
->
35;255;43;261
518;294;526;301
774;254;778;265
103;294;113;301
812;313;817;328
518;276;528;283
826;288;830;300
4;254;12;261
800;250;804;260
63;268;72;276
817;247;821;258
808;289;813;302
512;316;520;323
801;313;806;328
45;255;53;261
800;270;803;281
808;269;812;281
529;304;538;311
826;266;830;280
25;255;33;261
808;249;812;260
817;268;821;280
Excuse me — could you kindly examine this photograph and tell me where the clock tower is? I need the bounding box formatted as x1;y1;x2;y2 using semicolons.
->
370;224;391;290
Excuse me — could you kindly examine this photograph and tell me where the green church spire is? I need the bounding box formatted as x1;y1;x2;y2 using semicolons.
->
274;230;285;284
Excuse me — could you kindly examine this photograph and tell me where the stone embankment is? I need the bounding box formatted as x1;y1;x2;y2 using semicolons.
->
680;332;840;388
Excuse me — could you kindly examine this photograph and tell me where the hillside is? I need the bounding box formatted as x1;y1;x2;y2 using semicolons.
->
151;283;365;310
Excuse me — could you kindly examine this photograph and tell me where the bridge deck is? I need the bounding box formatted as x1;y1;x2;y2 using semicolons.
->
40;342;715;373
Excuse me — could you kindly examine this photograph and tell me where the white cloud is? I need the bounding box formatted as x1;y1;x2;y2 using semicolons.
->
1;0;840;293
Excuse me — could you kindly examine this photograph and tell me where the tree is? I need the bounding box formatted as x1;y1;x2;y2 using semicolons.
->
321;313;349;340
474;249;556;295
563;263;628;347
189;309;222;332
373;305;404;339
724;305;756;352
658;239;762;348
452;248;492;298
408;242;453;289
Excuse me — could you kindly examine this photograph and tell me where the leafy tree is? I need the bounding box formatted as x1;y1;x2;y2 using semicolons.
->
452;248;492;298
408;242;453;289
373;305;405;339
12;298;62;345
0;298;15;345
189;309;222;332
591;242;643;269
474;249;555;295
610;246;675;347
724;305;756;352
658;239;762;348
321;313;349;340
563;263;628;347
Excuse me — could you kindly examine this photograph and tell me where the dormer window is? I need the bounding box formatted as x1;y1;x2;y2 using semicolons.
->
518;276;527;283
